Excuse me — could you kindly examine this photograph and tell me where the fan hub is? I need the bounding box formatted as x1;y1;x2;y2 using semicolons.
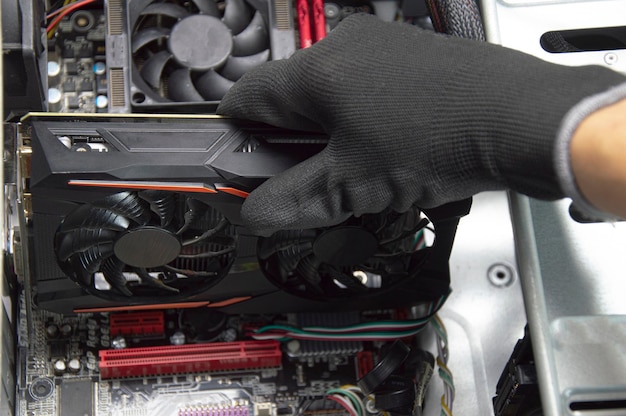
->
313;226;379;267
168;15;233;70
114;227;181;268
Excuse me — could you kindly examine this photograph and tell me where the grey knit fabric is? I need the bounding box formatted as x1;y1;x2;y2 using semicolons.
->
218;14;626;235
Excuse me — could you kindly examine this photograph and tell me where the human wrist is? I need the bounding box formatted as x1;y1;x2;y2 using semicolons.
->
556;82;626;220
570;94;626;219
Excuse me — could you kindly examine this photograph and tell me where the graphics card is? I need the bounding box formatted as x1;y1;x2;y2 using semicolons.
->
21;113;470;315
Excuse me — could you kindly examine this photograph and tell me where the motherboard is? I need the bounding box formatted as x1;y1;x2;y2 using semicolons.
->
16;301;438;416
2;0;454;415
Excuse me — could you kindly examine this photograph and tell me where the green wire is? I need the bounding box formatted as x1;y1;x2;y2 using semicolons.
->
304;318;432;331
438;368;455;392
327;388;364;416
254;324;308;334
259;327;429;341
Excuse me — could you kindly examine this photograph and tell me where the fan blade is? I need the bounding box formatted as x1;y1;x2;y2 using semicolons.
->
220;49;270;81
101;257;133;296
168;69;204;102
195;70;234;101
257;229;317;260
182;218;229;247
139;2;190;20
98;192;152;225
136;268;180;293
275;242;314;276
177;198;208;235
56;228;117;262
222;0;253;35
294;254;325;295
192;0;220;16
140;50;172;89
232;11;268;56
164;264;217;277
297;254;322;285
131;27;171;54
60;205;131;233
73;244;114;274
138;190;176;227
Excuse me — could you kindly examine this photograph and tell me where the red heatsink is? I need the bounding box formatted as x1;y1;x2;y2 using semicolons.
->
99;340;282;379
109;311;165;337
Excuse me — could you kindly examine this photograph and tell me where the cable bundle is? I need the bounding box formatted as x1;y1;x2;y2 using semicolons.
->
432;315;455;416
251;295;449;342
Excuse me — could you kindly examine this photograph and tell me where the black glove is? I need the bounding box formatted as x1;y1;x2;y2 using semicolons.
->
218;14;625;235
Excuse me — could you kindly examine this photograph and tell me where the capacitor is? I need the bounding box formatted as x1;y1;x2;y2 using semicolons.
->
53;359;66;375
48;88;62;112
71;10;95;32
286;340;300;355
324;3;341;30
60;323;73;337
47;61;61;84
93;61;106;76
45;324;59;339
68;358;81;373
95;95;108;110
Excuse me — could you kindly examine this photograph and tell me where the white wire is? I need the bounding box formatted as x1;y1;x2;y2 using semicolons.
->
329;394;358;416
433;315;455;414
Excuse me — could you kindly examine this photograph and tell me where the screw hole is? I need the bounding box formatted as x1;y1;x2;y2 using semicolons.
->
488;264;515;287
132;92;146;104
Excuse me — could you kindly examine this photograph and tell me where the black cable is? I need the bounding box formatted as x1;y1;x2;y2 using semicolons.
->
357;340;411;395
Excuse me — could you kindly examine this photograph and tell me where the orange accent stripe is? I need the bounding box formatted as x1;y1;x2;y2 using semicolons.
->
68;180;218;193
74;301;211;313
206;296;251;308
216;186;249;198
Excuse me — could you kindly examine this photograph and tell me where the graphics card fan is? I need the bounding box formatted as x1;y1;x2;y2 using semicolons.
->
55;191;237;303
257;206;434;300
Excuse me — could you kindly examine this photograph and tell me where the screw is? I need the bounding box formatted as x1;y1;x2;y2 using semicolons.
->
487;263;515;287
324;3;340;18
604;53;618;65
170;331;186;345
111;336;127;349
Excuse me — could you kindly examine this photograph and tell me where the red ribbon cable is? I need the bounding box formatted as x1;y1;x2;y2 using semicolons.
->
312;0;327;42
297;0;313;48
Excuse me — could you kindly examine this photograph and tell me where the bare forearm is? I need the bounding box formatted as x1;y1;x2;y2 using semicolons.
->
571;97;626;218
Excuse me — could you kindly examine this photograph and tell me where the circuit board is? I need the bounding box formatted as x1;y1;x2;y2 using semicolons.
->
16;297;436;416
46;8;107;113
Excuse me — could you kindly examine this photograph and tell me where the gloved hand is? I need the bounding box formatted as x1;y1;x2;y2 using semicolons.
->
217;14;626;235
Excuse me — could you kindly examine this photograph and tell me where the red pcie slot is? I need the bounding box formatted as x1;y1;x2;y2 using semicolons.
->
99;340;282;379
109;311;165;337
